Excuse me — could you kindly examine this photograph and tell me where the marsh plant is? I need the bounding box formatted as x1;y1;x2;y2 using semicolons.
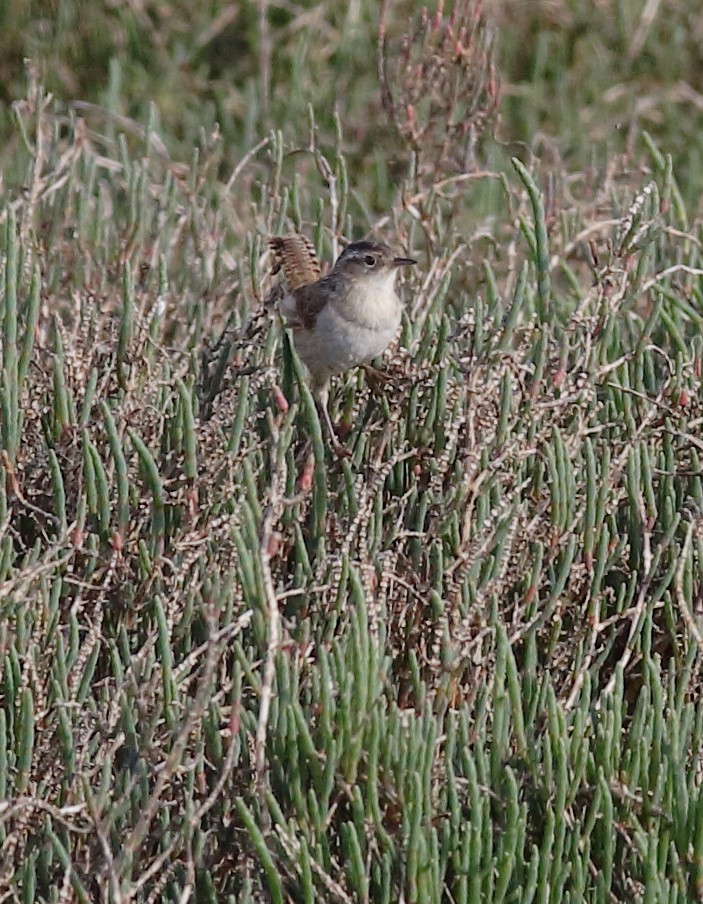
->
1;1;703;901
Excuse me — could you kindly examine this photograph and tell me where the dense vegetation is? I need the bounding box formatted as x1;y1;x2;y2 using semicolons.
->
1;1;703;901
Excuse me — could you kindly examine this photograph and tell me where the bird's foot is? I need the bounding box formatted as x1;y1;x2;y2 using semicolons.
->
363;365;393;395
330;436;353;459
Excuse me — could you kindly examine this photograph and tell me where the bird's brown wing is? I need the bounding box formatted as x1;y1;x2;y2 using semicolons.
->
279;279;331;331
269;234;321;291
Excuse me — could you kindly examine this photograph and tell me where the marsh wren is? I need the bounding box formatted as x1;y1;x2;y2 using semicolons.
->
269;235;416;453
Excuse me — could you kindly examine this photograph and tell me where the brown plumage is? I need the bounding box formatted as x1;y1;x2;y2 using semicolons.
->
269;234;321;291
269;234;417;455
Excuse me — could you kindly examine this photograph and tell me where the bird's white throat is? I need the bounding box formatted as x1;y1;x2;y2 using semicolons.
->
342;268;401;329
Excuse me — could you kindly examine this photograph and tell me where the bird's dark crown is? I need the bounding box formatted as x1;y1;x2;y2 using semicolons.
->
337;240;392;263
333;240;417;275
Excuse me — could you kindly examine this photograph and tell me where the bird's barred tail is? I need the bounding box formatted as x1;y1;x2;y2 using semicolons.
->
268;234;321;291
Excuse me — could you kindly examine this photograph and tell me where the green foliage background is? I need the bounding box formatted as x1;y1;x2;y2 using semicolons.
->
1;1;703;901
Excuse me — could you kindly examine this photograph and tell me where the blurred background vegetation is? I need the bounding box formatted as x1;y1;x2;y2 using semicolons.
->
1;0;702;200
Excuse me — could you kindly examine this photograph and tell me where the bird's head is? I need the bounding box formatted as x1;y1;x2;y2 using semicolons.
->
333;240;416;280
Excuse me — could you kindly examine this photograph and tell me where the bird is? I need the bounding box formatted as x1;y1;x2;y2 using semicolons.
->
269;234;417;454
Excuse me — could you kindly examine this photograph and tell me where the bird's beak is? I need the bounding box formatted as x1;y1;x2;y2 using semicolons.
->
393;256;417;267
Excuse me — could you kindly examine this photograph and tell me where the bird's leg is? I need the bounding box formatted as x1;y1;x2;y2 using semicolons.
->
313;381;352;459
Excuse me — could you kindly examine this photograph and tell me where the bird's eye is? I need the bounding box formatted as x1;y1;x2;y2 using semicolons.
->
364;255;376;266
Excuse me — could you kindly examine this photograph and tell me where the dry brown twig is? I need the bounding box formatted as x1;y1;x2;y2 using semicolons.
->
114;606;251;878
255;413;289;790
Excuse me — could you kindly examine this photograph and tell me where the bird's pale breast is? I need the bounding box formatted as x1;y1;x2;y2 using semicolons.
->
290;269;402;381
